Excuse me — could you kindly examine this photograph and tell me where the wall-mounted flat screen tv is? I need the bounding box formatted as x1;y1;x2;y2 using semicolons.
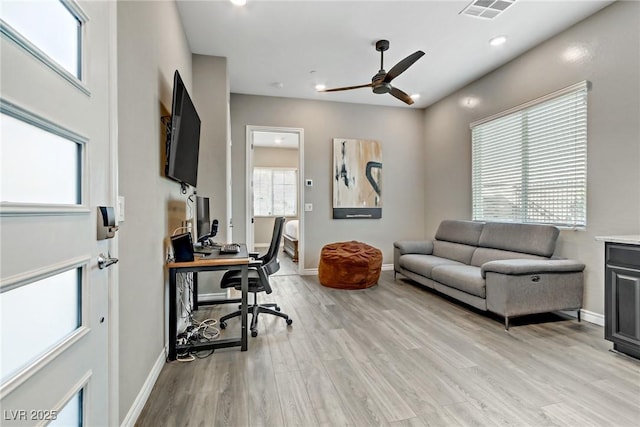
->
166;70;201;188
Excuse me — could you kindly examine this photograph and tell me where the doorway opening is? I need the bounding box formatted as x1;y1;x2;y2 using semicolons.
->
246;126;304;275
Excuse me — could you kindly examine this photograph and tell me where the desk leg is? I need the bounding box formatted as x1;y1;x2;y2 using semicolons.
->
193;272;199;311
241;265;248;351
168;268;177;361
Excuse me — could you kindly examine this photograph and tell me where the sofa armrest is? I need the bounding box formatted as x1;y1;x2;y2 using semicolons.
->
393;240;434;255
481;259;585;279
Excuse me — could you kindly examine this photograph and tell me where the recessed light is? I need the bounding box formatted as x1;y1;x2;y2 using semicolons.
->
315;84;326;91
460;96;480;108
230;0;246;6
410;94;421;100
274;138;283;144
489;35;507;46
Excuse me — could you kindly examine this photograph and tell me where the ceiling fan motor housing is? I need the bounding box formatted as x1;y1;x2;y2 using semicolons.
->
373;82;391;94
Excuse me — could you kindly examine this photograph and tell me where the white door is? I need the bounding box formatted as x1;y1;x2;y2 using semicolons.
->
0;1;116;425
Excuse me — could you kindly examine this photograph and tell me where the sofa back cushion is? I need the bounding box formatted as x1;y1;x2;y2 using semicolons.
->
433;240;476;265
478;222;559;257
435;220;484;246
470;247;546;267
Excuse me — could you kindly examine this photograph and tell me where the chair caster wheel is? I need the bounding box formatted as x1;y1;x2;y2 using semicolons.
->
275;306;281;312
220;321;227;329
286;318;293;326
251;330;258;337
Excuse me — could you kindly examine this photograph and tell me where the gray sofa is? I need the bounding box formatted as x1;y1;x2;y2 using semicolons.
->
394;220;585;329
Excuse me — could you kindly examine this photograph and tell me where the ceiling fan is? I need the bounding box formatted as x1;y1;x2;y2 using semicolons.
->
319;40;425;105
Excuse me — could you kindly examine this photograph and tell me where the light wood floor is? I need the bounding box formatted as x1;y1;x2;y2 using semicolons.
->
136;271;640;427
272;248;298;276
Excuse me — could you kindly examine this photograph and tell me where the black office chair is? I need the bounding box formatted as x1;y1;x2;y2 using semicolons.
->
219;216;292;337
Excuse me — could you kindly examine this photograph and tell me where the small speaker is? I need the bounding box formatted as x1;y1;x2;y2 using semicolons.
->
171;232;194;262
211;219;219;237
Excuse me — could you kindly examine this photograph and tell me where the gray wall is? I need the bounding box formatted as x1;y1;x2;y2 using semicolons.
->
422;1;640;315
231;95;426;269
191;55;229;296
255;146;299;167
192;54;229;242
117;1;192;422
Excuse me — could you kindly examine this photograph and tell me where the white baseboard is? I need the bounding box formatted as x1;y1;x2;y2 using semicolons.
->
198;291;229;302
580;309;604;326
301;264;394;276
559;308;604;326
120;346;166;427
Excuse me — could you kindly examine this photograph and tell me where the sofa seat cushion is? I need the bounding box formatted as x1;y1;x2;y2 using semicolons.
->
431;265;486;298
399;254;463;279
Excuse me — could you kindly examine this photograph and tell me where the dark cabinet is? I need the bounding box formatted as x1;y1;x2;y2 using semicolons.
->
604;242;640;359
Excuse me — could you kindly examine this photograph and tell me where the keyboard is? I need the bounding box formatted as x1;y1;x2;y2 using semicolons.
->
193;246;215;255
219;243;240;254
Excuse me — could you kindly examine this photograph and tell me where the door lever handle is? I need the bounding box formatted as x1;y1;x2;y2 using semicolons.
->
98;253;119;269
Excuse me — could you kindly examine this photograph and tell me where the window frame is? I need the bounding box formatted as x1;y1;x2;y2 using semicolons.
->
0;0;89;95
470;81;589;229
0;99;89;216
0;257;90;397
253;167;298;218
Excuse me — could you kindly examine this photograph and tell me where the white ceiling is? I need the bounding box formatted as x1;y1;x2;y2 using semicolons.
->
252;130;300;149
177;0;614;109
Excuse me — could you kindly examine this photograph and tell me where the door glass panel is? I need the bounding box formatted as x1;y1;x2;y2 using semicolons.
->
0;112;81;205
0;268;81;383
51;388;83;426
0;0;81;77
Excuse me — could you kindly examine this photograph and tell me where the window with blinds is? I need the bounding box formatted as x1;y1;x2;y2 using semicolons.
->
253;167;297;217
471;81;588;228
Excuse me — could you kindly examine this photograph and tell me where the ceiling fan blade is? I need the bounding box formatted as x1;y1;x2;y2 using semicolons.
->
389;86;414;105
320;83;373;92
384;50;425;83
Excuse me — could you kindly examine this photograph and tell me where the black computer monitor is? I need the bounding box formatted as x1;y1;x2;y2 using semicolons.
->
195;195;210;243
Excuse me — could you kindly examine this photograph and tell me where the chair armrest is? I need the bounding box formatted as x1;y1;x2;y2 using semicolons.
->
256;265;272;294
248;259;263;268
393;240;434;255
481;259;585;279
248;251;260;259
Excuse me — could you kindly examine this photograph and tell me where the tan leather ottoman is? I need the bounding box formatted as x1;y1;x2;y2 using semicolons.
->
318;241;382;289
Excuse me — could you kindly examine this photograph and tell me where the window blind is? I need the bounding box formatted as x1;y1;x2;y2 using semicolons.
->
471;81;588;228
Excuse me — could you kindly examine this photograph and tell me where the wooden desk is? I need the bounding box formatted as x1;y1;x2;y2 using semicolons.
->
166;245;249;360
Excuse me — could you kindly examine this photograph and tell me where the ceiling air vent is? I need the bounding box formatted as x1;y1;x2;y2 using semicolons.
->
460;0;516;20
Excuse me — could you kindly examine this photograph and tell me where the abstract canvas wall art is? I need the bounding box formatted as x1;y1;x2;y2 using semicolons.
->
332;138;382;219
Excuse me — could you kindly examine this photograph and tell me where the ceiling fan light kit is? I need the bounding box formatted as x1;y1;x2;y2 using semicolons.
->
320;39;425;105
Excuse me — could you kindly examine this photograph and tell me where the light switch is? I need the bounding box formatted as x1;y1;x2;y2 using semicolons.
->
304;203;313;212
117;196;125;222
